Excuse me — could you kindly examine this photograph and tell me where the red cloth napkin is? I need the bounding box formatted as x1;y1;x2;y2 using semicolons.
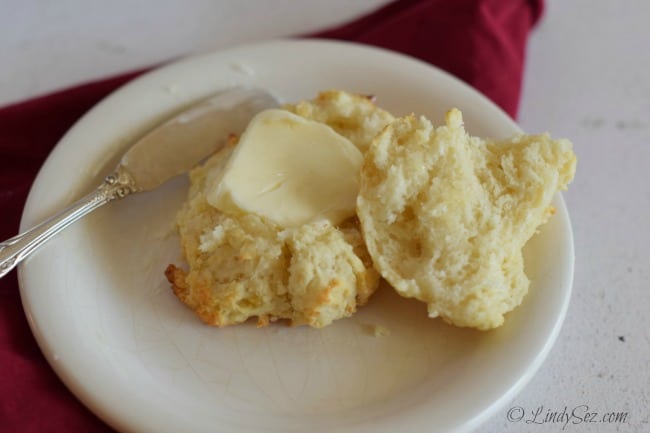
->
0;1;542;431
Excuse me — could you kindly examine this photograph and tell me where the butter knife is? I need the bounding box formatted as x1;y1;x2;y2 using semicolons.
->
0;87;278;278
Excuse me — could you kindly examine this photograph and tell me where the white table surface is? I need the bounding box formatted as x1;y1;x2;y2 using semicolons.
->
2;1;649;432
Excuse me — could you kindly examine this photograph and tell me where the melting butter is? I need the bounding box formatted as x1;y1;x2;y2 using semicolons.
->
207;109;363;227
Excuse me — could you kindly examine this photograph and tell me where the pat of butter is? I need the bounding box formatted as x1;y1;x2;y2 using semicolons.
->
207;109;363;227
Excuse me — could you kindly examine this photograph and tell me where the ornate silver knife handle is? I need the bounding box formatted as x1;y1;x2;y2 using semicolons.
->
0;167;137;279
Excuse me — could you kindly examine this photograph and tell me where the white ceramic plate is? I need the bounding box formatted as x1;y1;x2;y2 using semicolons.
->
19;39;574;433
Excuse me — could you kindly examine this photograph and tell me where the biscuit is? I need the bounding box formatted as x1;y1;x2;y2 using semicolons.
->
166;144;378;327
357;109;576;329
166;91;385;328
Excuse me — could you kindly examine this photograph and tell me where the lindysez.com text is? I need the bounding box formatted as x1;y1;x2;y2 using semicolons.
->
506;405;629;430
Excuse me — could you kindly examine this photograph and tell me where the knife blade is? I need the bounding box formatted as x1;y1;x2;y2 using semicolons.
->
121;87;279;191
